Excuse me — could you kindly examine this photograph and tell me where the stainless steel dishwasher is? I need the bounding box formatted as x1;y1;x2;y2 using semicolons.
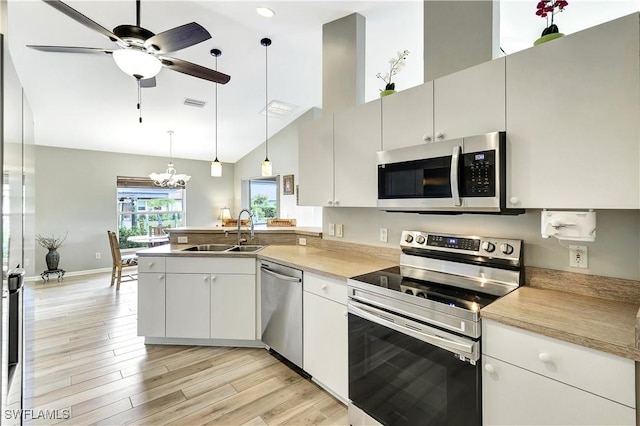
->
260;260;303;369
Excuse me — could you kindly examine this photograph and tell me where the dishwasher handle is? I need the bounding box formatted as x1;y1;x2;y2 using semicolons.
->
261;266;302;283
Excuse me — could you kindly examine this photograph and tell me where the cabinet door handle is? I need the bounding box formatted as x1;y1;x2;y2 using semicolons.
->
203;276;209;282
148;262;154;267
334;199;339;206
538;352;552;363
509;196;520;205
211;275;216;282
158;275;164;281
423;134;432;143
343;310;348;317
484;363;496;374
320;284;328;291
327;200;333;206
436;131;445;140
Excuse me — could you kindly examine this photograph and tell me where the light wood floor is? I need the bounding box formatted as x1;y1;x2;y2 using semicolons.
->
22;273;347;425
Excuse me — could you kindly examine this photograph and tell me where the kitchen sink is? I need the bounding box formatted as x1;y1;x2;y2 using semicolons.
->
226;245;264;253
180;244;264;253
181;244;235;252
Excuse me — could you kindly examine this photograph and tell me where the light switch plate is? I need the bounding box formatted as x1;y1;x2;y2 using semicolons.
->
177;236;188;243
336;224;343;238
380;228;388;243
328;224;335;237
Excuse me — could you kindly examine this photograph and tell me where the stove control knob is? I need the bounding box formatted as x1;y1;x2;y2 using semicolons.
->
405;234;414;243
415;235;426;244
500;243;514;255
482;241;495;253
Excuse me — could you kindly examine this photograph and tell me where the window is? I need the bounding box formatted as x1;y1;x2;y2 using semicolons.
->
241;176;279;225
117;177;186;249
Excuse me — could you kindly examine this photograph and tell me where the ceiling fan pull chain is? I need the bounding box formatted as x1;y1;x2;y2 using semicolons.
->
137;78;142;123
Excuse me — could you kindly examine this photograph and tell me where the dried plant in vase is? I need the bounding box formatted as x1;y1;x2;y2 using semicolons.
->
36;232;68;270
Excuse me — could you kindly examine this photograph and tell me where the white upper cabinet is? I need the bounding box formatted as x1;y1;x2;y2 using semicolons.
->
381;58;505;151
298;114;334;207
506;14;640;209
434;57;506;142
333;99;381;207
299;100;381;208
381;82;434;150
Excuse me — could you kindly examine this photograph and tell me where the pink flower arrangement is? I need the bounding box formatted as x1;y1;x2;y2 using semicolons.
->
536;1;568;35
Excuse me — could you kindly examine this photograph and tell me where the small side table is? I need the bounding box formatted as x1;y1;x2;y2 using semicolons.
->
41;269;65;282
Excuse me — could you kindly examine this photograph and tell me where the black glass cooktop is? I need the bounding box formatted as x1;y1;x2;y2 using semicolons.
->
350;266;498;312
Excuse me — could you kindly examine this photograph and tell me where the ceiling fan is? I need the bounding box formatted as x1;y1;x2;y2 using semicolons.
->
27;0;231;88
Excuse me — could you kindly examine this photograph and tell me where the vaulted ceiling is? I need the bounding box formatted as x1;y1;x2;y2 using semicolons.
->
6;0;638;163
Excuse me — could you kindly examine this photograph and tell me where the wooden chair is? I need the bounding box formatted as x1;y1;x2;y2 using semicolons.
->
107;231;138;290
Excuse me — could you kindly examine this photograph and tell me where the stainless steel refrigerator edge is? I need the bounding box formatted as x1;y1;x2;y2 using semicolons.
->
260;261;303;368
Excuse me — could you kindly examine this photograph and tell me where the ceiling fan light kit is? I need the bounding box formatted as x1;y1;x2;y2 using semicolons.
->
210;48;223;177
261;37;273;177
112;48;162;79
150;131;191;188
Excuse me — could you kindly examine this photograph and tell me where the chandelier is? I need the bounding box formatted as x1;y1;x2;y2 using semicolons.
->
149;130;191;188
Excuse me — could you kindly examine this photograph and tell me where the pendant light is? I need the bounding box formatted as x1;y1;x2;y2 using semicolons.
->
210;48;223;177
261;37;272;176
149;131;191;188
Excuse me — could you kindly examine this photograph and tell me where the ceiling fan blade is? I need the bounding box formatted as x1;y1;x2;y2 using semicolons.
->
140;77;156;88
27;45;114;55
43;0;125;45
158;56;230;84
144;22;211;54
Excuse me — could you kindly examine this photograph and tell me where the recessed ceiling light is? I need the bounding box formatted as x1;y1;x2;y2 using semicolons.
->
256;7;275;18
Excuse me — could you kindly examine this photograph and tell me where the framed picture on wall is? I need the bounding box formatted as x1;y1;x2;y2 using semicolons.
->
283;174;294;195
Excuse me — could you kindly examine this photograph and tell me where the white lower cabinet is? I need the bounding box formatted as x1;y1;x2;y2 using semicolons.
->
166;273;210;339
137;257;166;338
210;273;255;340
303;273;348;402
138;256;257;342
483;319;636;426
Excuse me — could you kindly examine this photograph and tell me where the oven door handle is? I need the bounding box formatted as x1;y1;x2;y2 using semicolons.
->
348;300;478;362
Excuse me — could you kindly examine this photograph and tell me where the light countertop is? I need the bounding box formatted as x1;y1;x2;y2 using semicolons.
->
482;286;640;362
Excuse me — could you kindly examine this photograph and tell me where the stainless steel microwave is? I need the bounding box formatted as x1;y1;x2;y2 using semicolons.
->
377;132;522;214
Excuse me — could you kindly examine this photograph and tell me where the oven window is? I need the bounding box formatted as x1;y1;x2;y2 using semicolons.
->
378;156;452;199
349;313;481;426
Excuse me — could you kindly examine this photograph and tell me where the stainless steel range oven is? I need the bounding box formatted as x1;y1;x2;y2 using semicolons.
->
347;231;523;426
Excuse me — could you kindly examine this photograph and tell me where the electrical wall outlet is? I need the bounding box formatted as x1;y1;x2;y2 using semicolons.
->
328;223;335;237
95;252;101;259
336;224;344;238
299;237;307;246
569;245;588;268
380;228;388;243
177;236;188;243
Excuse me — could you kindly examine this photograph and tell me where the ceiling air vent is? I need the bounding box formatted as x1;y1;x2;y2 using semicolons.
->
184;98;207;108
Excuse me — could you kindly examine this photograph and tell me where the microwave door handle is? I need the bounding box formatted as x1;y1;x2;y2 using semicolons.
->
450;145;462;206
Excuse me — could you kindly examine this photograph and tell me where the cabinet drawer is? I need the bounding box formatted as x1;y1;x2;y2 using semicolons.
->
304;273;347;305
483;320;635;408
166;257;255;274
138;257;165;273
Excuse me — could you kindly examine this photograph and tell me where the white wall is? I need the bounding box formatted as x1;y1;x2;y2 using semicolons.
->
233;108;322;227
323;208;640;281
34;146;235;273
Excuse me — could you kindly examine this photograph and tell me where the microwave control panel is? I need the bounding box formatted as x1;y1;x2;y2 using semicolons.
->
461;150;496;197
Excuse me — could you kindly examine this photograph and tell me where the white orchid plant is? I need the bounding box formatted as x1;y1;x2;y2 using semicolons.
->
376;50;410;91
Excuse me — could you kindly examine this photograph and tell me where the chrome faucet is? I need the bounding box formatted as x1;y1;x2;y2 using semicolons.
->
237;209;254;245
